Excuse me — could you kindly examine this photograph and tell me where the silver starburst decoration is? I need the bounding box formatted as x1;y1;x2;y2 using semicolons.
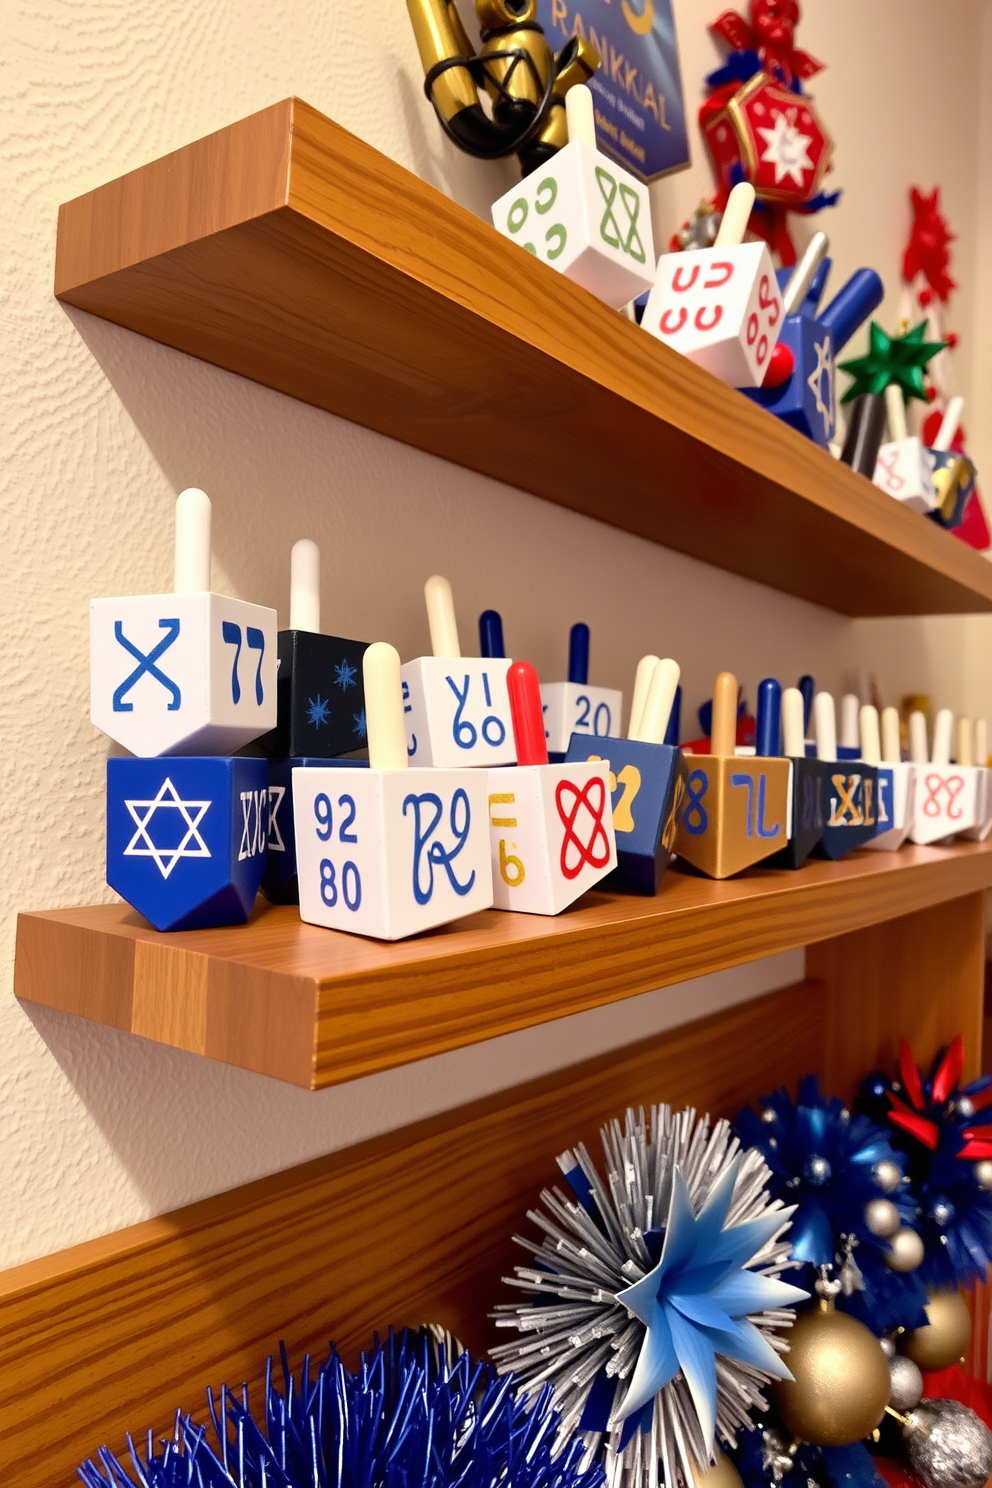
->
492;1106;807;1488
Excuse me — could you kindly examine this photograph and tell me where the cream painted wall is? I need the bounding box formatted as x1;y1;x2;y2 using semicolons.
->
1;0;989;1271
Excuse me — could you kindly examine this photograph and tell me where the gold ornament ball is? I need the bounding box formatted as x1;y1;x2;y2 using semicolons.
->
975;1160;992;1192
884;1227;925;1272
901;1290;972;1372
772;1305;891;1447
695;1451;745;1488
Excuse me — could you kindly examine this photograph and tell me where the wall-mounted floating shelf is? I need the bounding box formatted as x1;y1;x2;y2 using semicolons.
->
55;97;992;618
16;838;992;1088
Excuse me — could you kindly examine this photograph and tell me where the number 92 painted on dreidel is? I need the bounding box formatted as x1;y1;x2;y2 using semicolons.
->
674;671;791;879
809;692;879;858
541;623;623;760
565;654;687;894
294;641;493;941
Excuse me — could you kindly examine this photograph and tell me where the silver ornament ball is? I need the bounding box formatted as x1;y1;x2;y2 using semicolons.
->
884;1227;926;1272
903;1399;992;1488
975;1160;992;1192
888;1355;924;1412
930;1198;957;1229
805;1155;832;1186
957;1098;975;1120
880;1335;897;1359
875;1159;903;1194
865;1197;902;1237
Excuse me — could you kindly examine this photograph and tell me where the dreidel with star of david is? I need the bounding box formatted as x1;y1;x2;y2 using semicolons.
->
642;183;784;388
907;708;980;844
565;655;687;894
961;718;992;842
293;642;493;941
861;705;915;853
673;672;791;879
491;85;655;312
402;577;515;769
91;488;277;756
257;539;369;760
106;754;269;931
762;683;829;871
541;623;623;762
486;661;616;915
810;692;880;859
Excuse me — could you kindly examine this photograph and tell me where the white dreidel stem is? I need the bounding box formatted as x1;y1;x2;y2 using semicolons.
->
840;692;860;751
931;708;953;766
782;687;806;757
425;575;461;659
565;84;596;148
814;692;837;763
173;487;212;593
885;385;909;443
782;231;829;318
909;710;929;765
958;717;974;767
633;658;681;745
628;654;661;741
860;704;882;765
977;718;989;768
714;182;756;249
364;642;408;771
933;396;965;453
289;539;320;633
881;706;902;764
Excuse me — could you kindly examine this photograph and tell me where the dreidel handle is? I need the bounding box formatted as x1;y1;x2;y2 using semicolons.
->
290;539;320;633
568;624;590;685
798;675;815;735
425;576;460;659
860;705;882;765
814;692;837;763
881;706;902;764
364;643;408;771
782;232;828;317
885;384;909;443
628;654;661;741
711;672;738;758
839;693;860;752
508;661;549;766
479;609;505;659
174;488;212;594
932;708;953;766
958;717;974;767
933;397;965;453
756;679;782;757
976;719;989;767
565;84;596;147
782;688;806;758
714;182;756;248
909;710;929;765
635;659;681;746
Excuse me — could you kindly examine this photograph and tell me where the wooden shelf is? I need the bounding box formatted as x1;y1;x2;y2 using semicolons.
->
55;97;992;618
16;837;992;1089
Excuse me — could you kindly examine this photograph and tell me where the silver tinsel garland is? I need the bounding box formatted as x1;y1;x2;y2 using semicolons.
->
491;1106;801;1488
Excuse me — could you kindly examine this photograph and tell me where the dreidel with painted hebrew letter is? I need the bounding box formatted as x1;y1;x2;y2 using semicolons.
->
541;623;622;761
908;709;979;844
91;488;277;756
872;386;938;515
962;719;992;842
491;85;655;312
862;705;915;853
258;539;369;760
487;661;616;914
294;643;492;940
106;753;269;931
642;183;784;387
566;656;687;894
402;577;514;769
811;692;879;858
674;672;790;878
763;683;827;871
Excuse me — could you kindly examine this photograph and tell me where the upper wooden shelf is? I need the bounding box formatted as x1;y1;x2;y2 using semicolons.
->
56;98;992;618
16;837;992;1089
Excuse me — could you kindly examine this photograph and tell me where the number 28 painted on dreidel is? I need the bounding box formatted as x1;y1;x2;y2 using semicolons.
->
313;791;362;912
682;767;780;839
923;772;966;819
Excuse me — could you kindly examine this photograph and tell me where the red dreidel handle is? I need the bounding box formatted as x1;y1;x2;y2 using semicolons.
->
508;661;549;767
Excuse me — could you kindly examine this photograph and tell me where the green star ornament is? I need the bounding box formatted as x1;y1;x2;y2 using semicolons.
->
839;321;947;404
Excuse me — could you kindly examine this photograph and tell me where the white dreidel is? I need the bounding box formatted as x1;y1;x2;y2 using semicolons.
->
401;576;515;769
293;641;493;941
862;704;915;852
641;182;784;387
540;622;623;760
908;708;979;843
487;660;616;915
91;488;277;756
872;385;938;514
491;84;655;312
960;718;992;842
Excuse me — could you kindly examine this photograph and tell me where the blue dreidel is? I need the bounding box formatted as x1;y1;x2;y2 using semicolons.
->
764;685;827;870
107;754;269;931
402;577;515;768
263;755;369;905
91;489;277;756
907;708;979;844
810;692;880;859
294;643;493;940
962;718;992;842
479;609;505;659
541;623;622;761
837;692;862;760
566;656;687;894
862;705;915;853
258;540;370;760
927;400;975;530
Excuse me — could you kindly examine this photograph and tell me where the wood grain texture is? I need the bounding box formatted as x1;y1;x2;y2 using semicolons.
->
54;97;992;618
16;839;992;1088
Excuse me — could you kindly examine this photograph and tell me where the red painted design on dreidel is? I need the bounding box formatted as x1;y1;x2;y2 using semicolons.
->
508;661;549;767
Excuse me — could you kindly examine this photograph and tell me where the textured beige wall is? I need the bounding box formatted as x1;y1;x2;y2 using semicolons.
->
1;0;988;1270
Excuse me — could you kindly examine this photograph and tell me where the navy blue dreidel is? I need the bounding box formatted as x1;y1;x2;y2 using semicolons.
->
565;655;687;894
811;692;879;858
479;609;505;659
765;685;827;870
541;622;622;760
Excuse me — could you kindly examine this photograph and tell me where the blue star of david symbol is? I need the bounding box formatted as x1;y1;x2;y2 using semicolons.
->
123;778;211;880
307;695;331;729
808;333;835;439
353;708;367;740
334;658;358;691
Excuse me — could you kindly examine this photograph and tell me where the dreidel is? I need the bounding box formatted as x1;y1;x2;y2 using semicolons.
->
91;488;277;756
402;577;515;768
908;708;979;844
258;539;369;760
764;683;827;870
928;399;976;531
811;692;879;858
962;718;992;842
294;642;493;940
673;671;790;878
541;623;622;761
487;661;616;914
566;656;687;894
642;183;785;387
861;705;915;852
872;386;938;515
263;755;368;906
491;84;656;312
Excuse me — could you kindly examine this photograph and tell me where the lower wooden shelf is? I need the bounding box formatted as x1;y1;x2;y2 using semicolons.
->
15;838;992;1089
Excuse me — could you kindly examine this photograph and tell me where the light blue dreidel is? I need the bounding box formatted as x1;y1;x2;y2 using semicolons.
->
566;655;687;894
106;754;269;931
908;708;980;844
294;643;493;940
541;623;622;762
961;718;992;842
263;755;368;905
402;577;514;769
91;489;277;756
762;683;827;871
811;692;879;859
861;704;915;853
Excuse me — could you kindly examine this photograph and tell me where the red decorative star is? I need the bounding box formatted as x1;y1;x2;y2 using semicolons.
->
903;187;957;303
